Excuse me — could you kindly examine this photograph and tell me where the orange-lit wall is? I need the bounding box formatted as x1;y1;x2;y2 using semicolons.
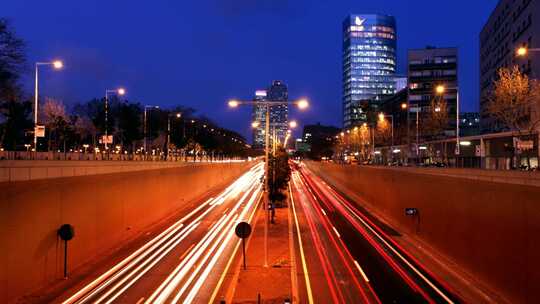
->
0;162;253;303
306;162;540;304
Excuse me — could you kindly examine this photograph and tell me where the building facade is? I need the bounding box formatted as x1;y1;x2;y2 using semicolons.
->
251;90;267;149
342;14;397;128
408;47;459;138
251;80;289;149
479;0;540;132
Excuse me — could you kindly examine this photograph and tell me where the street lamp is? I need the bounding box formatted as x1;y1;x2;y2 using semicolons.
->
144;105;159;154
227;97;309;268
402;102;422;159
251;121;260;128
34;60;63;152
435;84;460;155
167;112;182;159
104;88;126;150
516;46;540;57
289;120;298;129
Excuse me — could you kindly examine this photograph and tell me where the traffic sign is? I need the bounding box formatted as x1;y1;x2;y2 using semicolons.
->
235;222;252;270
35;125;45;137
235;222;252;239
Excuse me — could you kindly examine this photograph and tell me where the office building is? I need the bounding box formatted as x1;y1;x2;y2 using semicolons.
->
480;0;540;132
251;90;267;149
251;80;289;148
394;76;408;91
342;14;397;128
408;47;458;138
460;112;481;136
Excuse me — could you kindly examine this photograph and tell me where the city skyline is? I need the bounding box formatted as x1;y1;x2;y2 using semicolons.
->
4;0;499;139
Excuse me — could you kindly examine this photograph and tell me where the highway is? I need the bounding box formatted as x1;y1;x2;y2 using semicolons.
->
57;163;264;304
290;162;462;303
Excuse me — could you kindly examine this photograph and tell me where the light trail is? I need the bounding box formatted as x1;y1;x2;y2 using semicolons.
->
63;163;264;304
301;167;457;304
146;164;264;303
289;182;315;304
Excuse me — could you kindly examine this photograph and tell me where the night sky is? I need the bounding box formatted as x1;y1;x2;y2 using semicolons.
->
4;0;498;139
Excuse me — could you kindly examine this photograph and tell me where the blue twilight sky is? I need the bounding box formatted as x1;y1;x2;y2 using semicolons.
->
4;0;498;139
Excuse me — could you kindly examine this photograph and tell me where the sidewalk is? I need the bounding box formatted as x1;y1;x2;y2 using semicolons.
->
230;206;293;303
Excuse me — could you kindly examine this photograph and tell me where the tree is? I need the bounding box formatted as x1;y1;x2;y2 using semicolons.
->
41;98;71;151
423;96;449;139
375;118;391;145
0;18;26;101
268;147;291;211
0;18;29;150
487;66;540;167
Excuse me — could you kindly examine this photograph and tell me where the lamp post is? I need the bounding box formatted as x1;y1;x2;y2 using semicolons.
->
144;105;159;155
167;112;182;160
435;85;460;155
228;98;308;267
402;102;421;161
104;88;126;150
34;60;63;152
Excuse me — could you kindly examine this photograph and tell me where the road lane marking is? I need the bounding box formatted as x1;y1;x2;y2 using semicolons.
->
289;182;315;304
354;260;370;282
321;208;327;216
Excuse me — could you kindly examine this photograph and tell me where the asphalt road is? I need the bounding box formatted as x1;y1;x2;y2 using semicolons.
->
290;163;462;304
55;163;264;304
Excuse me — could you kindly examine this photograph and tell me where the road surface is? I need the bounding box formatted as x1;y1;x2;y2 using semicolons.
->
56;163;264;304
289;163;462;303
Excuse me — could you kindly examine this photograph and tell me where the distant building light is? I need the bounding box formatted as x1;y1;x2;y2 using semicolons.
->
419;146;428;150
460;141;472;146
255;90;267;97
392;149;401;153
374;151;381;155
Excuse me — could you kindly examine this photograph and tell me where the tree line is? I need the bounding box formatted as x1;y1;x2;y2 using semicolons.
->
0;18;251;158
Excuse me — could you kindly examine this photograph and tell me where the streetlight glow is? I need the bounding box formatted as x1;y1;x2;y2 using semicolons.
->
436;85;445;94
228;100;239;108
52;60;63;69
401;103;408;109
378;112;385;122
117;88;126;95
289;120;298;128
251;121;260;128
297;99;309;110
176;113;182;118
516;47;528;57
435;106;441;112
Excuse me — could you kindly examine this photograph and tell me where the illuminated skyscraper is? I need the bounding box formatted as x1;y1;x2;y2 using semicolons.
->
342;14;397;128
251;80;289;148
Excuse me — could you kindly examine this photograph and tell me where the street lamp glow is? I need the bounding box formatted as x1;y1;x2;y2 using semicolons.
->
176;113;182;118
401;103;408;109
297;99;309;110
251;121;260;128
516;47;528;57
378;112;385;122
52;60;63;69
289;120;298;128
117;88;126;95
435;106;441;112
436;85;445;94
228;100;239;108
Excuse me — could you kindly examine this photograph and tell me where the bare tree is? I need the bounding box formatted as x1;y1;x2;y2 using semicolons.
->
487;66;540;167
41;98;70;151
376;118;391;145
423;96;449;139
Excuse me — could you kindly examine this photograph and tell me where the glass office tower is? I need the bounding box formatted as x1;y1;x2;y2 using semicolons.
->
342;14;397;127
251;80;289;148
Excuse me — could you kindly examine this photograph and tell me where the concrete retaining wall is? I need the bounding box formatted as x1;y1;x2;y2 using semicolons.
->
306;162;540;304
0;162;254;303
